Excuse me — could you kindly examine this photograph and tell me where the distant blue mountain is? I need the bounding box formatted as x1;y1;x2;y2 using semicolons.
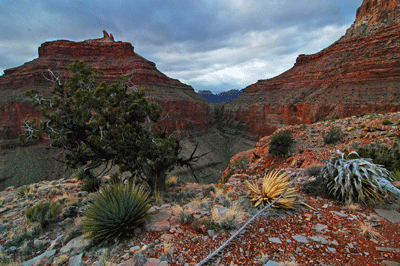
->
198;89;243;103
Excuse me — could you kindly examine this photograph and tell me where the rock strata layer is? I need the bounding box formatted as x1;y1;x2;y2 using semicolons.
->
223;0;400;137
0;31;211;140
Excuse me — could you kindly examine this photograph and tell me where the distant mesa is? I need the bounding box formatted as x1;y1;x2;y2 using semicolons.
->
0;31;211;140
198;89;243;103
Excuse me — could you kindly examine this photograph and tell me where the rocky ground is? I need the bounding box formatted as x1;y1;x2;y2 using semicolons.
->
1;112;400;266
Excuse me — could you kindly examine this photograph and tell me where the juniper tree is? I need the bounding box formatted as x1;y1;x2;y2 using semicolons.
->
19;60;198;192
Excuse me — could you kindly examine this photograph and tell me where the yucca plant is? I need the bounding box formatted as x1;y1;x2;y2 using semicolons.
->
83;183;151;241
319;151;400;205
246;170;299;209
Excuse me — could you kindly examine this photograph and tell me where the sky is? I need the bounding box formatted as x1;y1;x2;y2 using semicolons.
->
0;0;363;94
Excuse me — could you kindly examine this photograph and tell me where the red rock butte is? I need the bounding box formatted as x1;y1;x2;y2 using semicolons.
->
1;0;400;141
223;0;400;137
0;30;211;140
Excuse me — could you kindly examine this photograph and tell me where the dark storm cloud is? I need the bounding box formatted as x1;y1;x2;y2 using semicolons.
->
0;0;363;93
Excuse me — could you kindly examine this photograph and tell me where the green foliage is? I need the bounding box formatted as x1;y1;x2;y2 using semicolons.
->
16;187;30;198
109;172;123;184
322;126;343;145
268;130;295;157
20;60;192;193
392;170;400;181
81;177;102;193
305;165;323;177
190;217;221;232
25;201;62;226
179;210;193;224
83;183;151;241
382;119;393;125
223;157;250;183
356;143;400;172
319;152;394;205
75;169;86;181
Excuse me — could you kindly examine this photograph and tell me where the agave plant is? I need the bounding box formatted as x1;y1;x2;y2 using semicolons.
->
319;151;400;205
83;183;151;241
246;170;299;209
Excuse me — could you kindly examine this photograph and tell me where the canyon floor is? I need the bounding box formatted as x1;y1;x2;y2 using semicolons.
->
1;112;400;266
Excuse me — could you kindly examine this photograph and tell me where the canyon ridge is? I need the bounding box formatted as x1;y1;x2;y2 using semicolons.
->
1;0;400;189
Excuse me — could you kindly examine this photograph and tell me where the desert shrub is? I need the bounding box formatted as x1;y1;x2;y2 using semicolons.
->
247;170;299;209
190;217;221;232
75;169;86;181
305;165;323;177
319;152;399;204
211;204;246;230
356;143;400;172
81;177;102;193
16;187;30;198
223;157;250;183
83;183;151;241
25;201;62;226
179;210;193;225
268;130;295;157
392;170;400;181
322;126;343;145
382;119;393;125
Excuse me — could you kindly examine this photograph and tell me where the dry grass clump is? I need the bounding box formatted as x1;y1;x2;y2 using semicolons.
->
211;202;246;230
246;170;299;209
359;221;383;240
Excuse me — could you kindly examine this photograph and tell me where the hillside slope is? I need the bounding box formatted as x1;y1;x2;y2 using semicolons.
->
223;0;400;138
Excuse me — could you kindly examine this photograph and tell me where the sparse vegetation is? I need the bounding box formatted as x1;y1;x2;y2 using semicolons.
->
223;157;250;183
268;130;295;157
356;142;400;172
211;203;246;230
305;165;323;177
81;177;102;193
83;183;151;241
359;221;383;239
322;126;343;145
16;187;30;198
382;119;393;125
392;170;400;181
25;201;62;226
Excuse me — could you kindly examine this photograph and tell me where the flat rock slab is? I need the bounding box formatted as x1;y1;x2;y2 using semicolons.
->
146;209;172;231
313;223;328;233
292;235;309;243
309;235;329;245
375;208;400;223
268;237;282;244
60;235;91;254
23;249;56;266
330;211;348;217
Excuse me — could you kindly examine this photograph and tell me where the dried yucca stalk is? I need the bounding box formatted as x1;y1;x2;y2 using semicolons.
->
246;170;299;209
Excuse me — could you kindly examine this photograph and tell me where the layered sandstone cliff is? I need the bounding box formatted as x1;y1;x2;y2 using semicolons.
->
0;31;212;140
223;0;400;138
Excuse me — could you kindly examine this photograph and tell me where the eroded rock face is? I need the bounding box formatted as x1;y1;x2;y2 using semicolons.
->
0;31;211;139
223;0;400;137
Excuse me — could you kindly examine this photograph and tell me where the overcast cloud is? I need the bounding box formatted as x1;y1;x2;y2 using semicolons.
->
0;0;363;93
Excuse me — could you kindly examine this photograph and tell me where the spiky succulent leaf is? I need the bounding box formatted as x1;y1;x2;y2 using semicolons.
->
319;155;398;204
246;170;299;209
83;183;151;241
